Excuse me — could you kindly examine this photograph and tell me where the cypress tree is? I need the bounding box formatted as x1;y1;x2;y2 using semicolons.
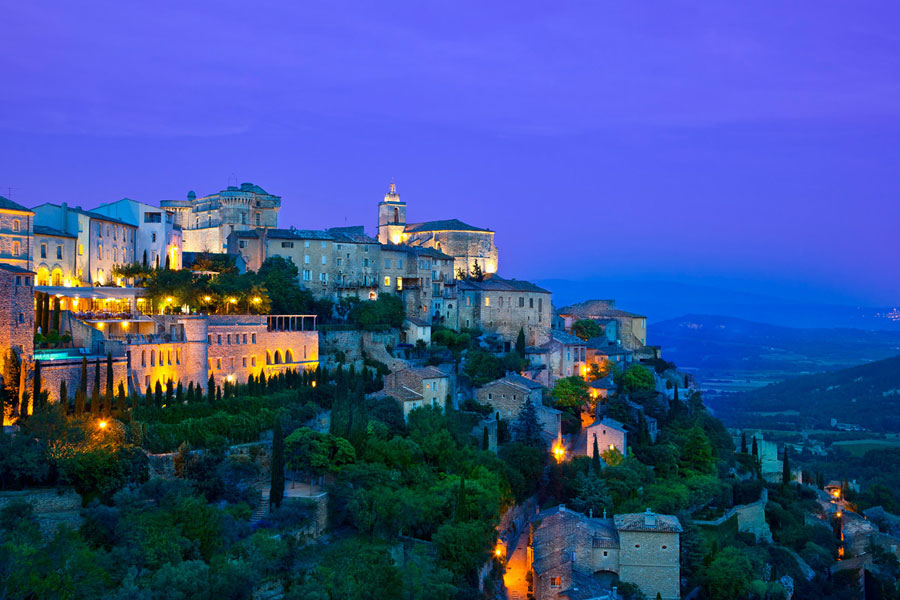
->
482;426;490;451
187;381;195;403
260;372;267;392
19;391;30;419
751;436;759;460
208;374;215;403
116;382;126;414
348;385;369;452
247;374;256;396
105;352;114;412
592;433;601;471
154;381;163;408
740;431;748;454
176;382;183;404
145;386;153;408
782;445;791;485
91;360;101;415
32;360;43;410
215;385;221;404
59;379;68;412
165;381;174;407
79;356;88;396
41;294;50;334
455;475;467;521
515;327;526;357
132;391;140;411
270;417;285;509
51;296;61;334
34;292;44;334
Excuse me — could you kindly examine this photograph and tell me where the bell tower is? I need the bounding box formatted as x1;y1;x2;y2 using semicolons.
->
377;181;406;244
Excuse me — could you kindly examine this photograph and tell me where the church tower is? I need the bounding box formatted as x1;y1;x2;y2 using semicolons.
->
377;181;406;244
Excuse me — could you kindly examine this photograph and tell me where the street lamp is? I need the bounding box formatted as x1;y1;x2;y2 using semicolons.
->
98;420;108;430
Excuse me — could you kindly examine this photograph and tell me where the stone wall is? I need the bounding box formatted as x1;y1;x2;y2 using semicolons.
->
41;356;129;405
0;267;35;374
0;488;83;534
616;530;681;600
406;229;498;275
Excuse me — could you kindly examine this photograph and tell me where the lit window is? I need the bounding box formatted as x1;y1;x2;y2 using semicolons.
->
12;220;19;232
384;277;391;287
251;357;256;366
12;242;19;257
550;577;561;588
485;297;490;307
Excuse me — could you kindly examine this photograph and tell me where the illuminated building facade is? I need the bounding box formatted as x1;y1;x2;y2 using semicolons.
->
375;183;498;276
0;196;34;272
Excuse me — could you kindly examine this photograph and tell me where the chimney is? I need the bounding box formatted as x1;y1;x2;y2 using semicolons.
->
589;508;593;519
644;508;656;528
603;508;607;519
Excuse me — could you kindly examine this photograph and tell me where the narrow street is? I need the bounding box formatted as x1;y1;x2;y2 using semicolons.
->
503;530;530;600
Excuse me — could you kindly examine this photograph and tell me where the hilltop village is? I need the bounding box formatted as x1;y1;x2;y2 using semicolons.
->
0;183;884;599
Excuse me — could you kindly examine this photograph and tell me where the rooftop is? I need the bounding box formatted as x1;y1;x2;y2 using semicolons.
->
380;244;456;261
483;372;545;391
457;274;550;294
589;417;626;432
614;510;682;533
33;225;77;239
404;218;492;234
550;330;587;346
0;195;33;214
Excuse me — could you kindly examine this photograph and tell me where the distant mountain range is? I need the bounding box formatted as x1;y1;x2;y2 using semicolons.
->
649;314;900;377
535;278;900;330
708;355;900;432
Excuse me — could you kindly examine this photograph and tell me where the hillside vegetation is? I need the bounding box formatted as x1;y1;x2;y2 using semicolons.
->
713;355;900;431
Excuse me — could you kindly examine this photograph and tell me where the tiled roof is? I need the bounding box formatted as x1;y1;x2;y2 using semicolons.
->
589;417;626;432
550;330;587;346
392;387;424;401
407;366;447;379
404;218;492;234
586;339;633;355
483;372;544;391
33;225;77;239
589;377;616;390
0;195;32;213
614;510;682;533
0;264;35;274
264;227;378;244
405;316;431;327
531;506;619;575
380;244;455;261
457;274;550;294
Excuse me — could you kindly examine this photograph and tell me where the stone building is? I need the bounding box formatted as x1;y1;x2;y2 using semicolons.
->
476;373;561;437
375;182;498;276
380;244;456;322
529;505;682;600
585;338;633;373
162;183;281;253
531;330;587;386
585;417;627;458
381;366;450;421
228;226;380;300
91;197;182;270
0;196;34;272
454;274;551;347
32;202;137;286
0;264;35;421
33;226;77;287
557;300;647;352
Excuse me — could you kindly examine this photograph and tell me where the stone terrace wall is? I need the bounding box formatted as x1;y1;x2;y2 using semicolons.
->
0;488;83;534
41;356;128;405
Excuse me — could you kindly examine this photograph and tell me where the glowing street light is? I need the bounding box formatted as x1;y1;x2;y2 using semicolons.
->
228;298;237;304
552;435;566;463
203;296;212;302
98;420;108;429
252;297;261;304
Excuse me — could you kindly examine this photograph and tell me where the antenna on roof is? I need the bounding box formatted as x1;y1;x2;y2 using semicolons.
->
2;186;19;199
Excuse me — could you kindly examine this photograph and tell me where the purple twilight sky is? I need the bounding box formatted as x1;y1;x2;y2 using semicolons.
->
1;1;899;305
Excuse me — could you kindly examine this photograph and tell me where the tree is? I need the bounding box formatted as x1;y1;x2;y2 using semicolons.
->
681;427;714;473
165;381;174;407
32;360;43;411
469;260;484;282
551;376;590;408
116;382;126;414
91;359;101;415
270;418;285;509
592;433;601;470
571;471;611;516
482;426;489;451
740;431;748;454
751;435;759;460
511;399;543;447
782;445;791;485
515;328;526;356
3;349;22;413
703;547;753;600
154;381;163;409
105;352;114;413
622;364;655;392
572;318;603;341
58;380;68;412
207;374;215;403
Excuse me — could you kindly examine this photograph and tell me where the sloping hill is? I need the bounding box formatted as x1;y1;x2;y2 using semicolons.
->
649;314;900;374
713;355;900;432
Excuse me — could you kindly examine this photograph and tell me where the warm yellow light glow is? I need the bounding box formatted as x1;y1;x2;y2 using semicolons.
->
96;323;104;330
494;545;503;558
836;511;842;518
311;381;317;388
121;321;129;330
98;420;108;429
226;374;235;383
609;443;615;450
165;296;174;303
229;298;237;304
552;437;566;463
204;296;212;302
391;234;401;244
252;297;261;304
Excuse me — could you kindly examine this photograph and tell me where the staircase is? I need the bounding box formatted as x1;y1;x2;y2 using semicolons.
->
249;481;270;524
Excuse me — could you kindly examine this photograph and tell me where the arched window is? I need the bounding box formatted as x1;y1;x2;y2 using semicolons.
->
274;350;283;364
141;350;146;367
36;267;50;287
266;351;272;366
286;350;293;363
393;207;399;224
51;268;63;286
150;349;155;366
